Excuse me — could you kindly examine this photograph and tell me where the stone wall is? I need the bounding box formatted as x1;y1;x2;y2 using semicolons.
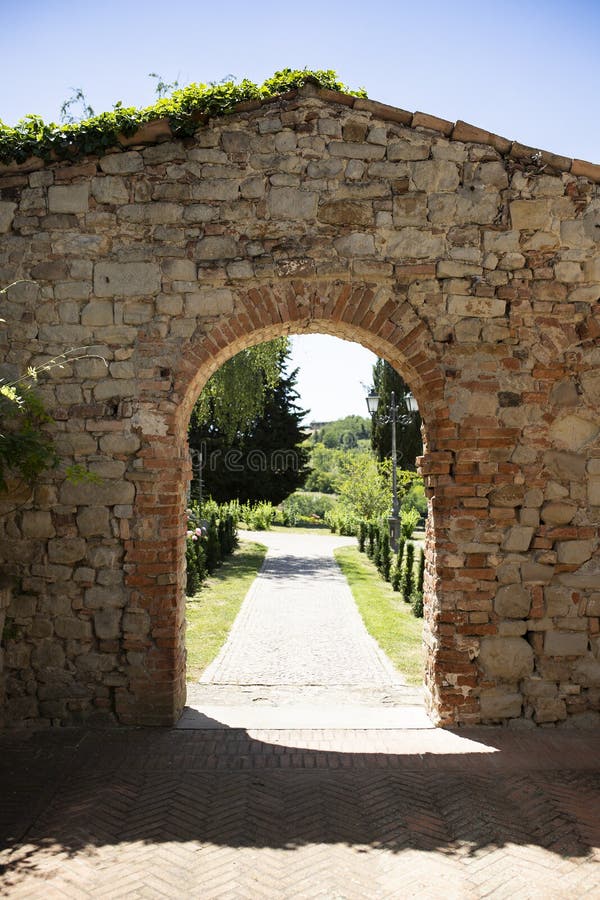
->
0;84;599;729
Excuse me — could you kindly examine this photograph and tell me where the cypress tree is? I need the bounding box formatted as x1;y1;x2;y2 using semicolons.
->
401;541;415;602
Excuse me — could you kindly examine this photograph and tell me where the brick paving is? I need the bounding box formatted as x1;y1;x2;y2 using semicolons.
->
1;533;600;897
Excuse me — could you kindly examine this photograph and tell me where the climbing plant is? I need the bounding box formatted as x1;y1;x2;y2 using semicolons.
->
0;68;367;165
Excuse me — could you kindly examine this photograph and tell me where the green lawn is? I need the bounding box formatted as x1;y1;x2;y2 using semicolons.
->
185;540;267;681
334;546;424;685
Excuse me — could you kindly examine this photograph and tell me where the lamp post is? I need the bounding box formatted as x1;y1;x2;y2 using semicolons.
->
366;387;418;552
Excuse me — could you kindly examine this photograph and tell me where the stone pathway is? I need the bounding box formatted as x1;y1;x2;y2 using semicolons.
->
184;530;426;728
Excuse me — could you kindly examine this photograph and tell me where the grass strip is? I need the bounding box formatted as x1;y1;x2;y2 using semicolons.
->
186;540;267;681
334;545;424;686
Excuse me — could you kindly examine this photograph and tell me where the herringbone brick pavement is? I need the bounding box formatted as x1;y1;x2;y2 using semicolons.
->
1;726;599;898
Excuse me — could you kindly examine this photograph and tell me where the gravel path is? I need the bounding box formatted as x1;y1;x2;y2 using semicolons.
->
199;530;407;689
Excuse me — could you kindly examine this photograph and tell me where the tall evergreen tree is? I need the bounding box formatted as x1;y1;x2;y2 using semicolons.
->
370;359;423;470
188;346;309;504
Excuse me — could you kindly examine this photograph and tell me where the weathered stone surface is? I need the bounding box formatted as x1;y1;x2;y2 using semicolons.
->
99;151;143;174
47;538;86;565
0;201;17;232
479;637;534;680
1;93;599;731
541;501;577;525
480;689;523;720
318;200;373;226
267;186;318;220
48;184;89;213
502;526;534;552
334;233;375;257
494;585;531;619
545;632;589;656
573;657;600;686
60;480;135;506
94;262;160;297
196;236;240;260
185;288;234;316
21;511;55;539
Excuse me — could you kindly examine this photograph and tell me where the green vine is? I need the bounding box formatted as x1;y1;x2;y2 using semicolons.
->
0;69;367;166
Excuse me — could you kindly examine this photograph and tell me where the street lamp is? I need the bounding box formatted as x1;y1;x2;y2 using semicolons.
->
366;388;418;551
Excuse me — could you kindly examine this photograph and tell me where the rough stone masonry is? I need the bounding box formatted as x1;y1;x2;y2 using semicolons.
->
0;83;599;729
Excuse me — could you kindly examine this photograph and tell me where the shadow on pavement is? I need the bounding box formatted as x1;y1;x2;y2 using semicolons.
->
1;719;600;890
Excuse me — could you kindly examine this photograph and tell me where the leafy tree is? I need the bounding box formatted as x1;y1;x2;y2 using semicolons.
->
312;415;371;449
189;343;309;505
370;359;423;470
334;452;391;521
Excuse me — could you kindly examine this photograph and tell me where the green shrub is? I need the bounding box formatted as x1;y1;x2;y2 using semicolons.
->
391;539;405;591
401;541;415;602
241;501;275;530
358;521;367;553
325;506;358;535
379;529;391;581
400;507;420;540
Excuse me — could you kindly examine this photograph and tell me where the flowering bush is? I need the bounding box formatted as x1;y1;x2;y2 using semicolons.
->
185;501;238;596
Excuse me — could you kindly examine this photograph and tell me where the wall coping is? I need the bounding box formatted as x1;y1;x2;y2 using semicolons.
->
0;81;598;183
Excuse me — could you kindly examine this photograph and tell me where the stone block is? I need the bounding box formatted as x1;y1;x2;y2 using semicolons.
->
494;585;531;618
545;586;571;617
411;160;460;192
479;636;534;680
541;501;577;525
448;295;506;318
544;450;586;482
48;537;86;565
267;186;318;220
388;140;429;161
559;557;600;589
21;510;55;539
99;151;143;174
556;540;595;566
480;689;522;720
509;200;549;230
318;201;373;226
85;585;127;610
0;201;16;232
118;202;182;224
94;262;160;297
544;631;589;656
31;640;66;669
185;288;234;316
81;299;114;326
589;477;600;506
550;415;598;451
522;562;555;584
92;176;129;205
122;609;151;636
48;184;89;213
94;608;122;640
76;507;111;537
385;228;444;259
98;433;141;454
573;657;600;686
502;526;534;552
533;697;567;724
334;233;375;257
60;479;135;506
55;616;92;639
195;236;240;260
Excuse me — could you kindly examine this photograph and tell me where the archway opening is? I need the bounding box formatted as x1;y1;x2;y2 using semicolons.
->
180;331;429;722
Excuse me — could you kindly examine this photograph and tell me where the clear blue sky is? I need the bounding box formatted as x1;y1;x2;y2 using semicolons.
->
3;0;599;421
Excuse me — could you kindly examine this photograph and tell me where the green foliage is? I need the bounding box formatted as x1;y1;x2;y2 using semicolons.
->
189;340;309;505
0;69;367;165
304;443;346;493
370;358;423;470
358;521;367;553
60;87;95;124
379;528;391;581
281;491;336;524
334;452;392;522
325;506;358;536
185;501;239;595
402;478;427;516
401;542;415;602
0;369;58;492
400;507;421;540
311;415;371;450
241;501;275;530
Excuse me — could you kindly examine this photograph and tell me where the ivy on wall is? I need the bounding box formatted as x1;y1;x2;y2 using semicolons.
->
0;69;367;165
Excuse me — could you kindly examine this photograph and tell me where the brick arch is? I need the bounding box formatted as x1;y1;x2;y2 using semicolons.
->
122;278;456;726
